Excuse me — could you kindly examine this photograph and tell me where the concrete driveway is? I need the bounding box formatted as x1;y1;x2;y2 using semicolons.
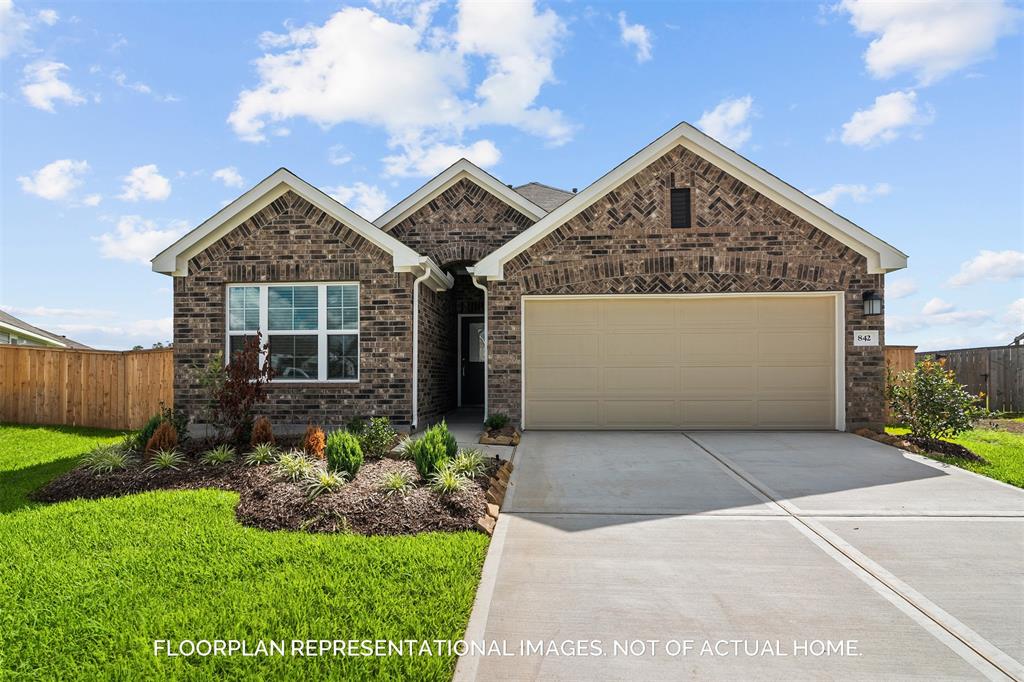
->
456;431;1024;681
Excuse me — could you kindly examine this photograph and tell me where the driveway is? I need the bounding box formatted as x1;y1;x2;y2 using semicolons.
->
456;431;1024;681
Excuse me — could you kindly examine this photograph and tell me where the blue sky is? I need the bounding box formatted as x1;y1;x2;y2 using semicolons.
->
1;0;1022;350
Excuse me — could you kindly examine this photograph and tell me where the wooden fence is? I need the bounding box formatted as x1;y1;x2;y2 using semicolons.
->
883;346;917;422
917;345;1024;413
0;346;173;430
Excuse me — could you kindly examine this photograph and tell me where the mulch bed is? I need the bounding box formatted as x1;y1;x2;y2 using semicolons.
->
31;452;497;536
901;435;989;464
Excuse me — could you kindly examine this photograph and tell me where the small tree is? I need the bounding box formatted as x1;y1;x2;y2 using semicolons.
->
213;334;274;444
886;356;985;440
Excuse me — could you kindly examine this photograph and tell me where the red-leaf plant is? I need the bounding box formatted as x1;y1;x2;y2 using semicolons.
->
216;333;274;445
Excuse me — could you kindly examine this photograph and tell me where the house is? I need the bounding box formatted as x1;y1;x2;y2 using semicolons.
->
153;122;907;432
0;310;91;349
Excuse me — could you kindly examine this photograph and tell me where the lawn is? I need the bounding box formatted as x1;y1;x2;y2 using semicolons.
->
887;426;1024;489
0;424;489;681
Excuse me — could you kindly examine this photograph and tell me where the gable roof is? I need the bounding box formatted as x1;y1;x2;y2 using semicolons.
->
0;310;91;349
151;168;452;291
514;182;574;211
472;122;909;279
373;159;548;231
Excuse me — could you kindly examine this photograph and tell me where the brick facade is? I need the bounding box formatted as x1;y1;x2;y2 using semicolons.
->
388;177;535;266
173;190;414;430
417;285;455;427
485;144;885;431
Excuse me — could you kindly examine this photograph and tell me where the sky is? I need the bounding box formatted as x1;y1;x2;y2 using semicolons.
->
1;0;1022;351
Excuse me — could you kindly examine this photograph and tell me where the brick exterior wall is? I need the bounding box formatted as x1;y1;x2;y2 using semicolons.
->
388;177;535;266
485;144;885;431
417;285;456;427
173;190;414;430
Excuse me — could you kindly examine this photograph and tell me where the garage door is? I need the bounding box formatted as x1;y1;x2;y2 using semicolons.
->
523;296;838;430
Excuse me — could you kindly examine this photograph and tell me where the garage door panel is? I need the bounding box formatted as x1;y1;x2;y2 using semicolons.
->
602;400;678;428
524;296;838;430
605;367;679;394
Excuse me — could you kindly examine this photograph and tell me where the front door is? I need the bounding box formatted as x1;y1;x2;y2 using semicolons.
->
460;315;485;406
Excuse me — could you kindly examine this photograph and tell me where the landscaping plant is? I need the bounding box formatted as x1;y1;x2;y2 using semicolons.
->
244;443;279;466
208;334;274;444
359;416;397;457
407;422;457;478
144;449;186;472
250;416;275;447
135;404;189;452
326;430;364;477
484;413;510;430
887;356;986;441
145;421;178;454
429;467;467;495
81;443;133;474
380;471;415;497
302;425;326;460
450;449;486;478
304;469;347;499
277;450;315;482
200;445;236;466
345;416;367;435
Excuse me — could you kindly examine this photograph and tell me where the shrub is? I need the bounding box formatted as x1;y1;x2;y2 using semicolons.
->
301;425;326;460
277;451;314;482
429;467;467;495
359;416;397;457
136;404;189;451
345;416;367;435
250;416;274;447
396;436;417;460
484;413;510;430
81;443;132;474
145;421;178;454
450;449;486;478
408;422;457;478
887;356;986;440
379;471;414;497
144;449;186;472
244;443;279;466
200;445;236;466
325;430;363;477
136;414;163;452
207;334;274;444
304;469;347;499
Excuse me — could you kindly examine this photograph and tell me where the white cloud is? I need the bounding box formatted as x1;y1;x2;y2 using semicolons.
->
21;61;85;111
212;166;245;188
47;318;173;339
328;144;353;166
886;277;917;300
324;182;391;220
887;298;991;334
1004;298;1024;327
118;164;171;201
840;90;932;147
93;216;189;264
697;95;754;149
382;139;500;177
811;182;891;208
17;159;89;200
948;249;1024;286
837;0;1022;85
1;304;114;319
229;2;570;176
36;8;57;25
921;297;955;315
82;193;102;206
617;11;653;63
109;68;179;103
1;1;56;58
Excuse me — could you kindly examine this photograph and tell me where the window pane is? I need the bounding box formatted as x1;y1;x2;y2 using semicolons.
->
229;334;255;360
244;287;260;307
268;287;292;307
342;308;357;330
228;286;259;331
294;308;318;330
328;334;358;380
326;284;356;307
244;308;259;329
327;309;343;329
268;309;292;330
327;285;357;331
268;285;318;330
469;322;484;362
293;286;317;307
229;310;245;331
269;335;319;380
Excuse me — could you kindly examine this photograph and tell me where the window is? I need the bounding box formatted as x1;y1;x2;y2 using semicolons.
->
670;187;692;228
225;283;359;382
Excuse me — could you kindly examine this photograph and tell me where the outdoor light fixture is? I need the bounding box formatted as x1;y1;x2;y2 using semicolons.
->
863;291;882;316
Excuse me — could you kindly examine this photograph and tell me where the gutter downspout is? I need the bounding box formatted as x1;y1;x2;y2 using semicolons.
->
470;275;488;422
411;265;433;432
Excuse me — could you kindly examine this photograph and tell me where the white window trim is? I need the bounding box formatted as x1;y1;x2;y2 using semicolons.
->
225;281;360;383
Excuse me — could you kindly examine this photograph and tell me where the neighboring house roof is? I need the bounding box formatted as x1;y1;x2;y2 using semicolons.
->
473;122;909;279
151;168;452;291
373;159;548;231
513;182;575;211
0;310;91;349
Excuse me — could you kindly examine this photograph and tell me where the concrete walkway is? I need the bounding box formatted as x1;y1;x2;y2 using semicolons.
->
456;431;1024;681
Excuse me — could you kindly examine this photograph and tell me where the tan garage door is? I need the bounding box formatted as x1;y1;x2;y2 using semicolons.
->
523;296;838;430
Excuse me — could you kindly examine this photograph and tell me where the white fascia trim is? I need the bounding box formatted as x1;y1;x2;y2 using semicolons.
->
372;158;547;232
151;168;426;277
475;122;908;279
0;321;67;347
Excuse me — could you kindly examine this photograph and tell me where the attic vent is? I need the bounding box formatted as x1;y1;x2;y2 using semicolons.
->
670;188;692;228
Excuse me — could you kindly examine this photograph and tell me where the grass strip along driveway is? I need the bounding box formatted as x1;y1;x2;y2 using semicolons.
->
0;424;488;681
887;425;1024;489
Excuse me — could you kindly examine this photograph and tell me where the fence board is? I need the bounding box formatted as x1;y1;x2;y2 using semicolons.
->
883;346;917;423
0;346;173;430
916;346;1023;413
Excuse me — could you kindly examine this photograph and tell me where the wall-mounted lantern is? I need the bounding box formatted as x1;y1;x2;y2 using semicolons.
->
863;290;882;316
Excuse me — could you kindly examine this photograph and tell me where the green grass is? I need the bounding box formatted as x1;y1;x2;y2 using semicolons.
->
887;426;1024;489
0;424;489;680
